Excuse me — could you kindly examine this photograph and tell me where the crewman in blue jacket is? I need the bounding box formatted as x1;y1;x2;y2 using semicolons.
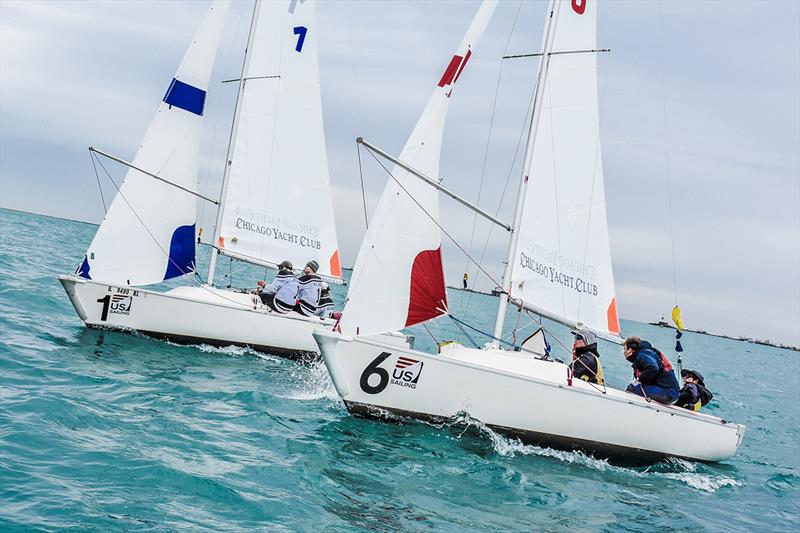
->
623;336;680;404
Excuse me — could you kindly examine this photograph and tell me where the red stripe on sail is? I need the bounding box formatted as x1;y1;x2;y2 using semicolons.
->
405;247;447;327
572;0;587;15
438;55;463;87
607;297;620;335
453;49;472;84
329;249;342;277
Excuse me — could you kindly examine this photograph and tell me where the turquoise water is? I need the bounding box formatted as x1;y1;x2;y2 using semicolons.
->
1;208;798;531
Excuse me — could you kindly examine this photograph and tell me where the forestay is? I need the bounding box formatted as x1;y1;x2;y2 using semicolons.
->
509;0;620;337
339;1;498;337
77;1;229;286
215;0;342;279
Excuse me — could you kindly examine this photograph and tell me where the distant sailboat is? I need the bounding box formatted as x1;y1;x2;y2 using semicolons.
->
314;0;745;462
59;0;411;358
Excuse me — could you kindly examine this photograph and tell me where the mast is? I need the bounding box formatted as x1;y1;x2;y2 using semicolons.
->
490;0;560;347
206;0;261;286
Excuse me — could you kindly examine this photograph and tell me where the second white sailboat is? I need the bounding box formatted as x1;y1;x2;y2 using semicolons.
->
60;0;412;359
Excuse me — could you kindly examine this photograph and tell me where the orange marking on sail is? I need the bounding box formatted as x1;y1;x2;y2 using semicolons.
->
607;297;620;335
218;236;225;249
329;249;342;277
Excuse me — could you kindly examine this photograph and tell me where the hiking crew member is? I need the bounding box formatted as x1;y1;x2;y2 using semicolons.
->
677;369;714;411
463;272;468;290
623;336;680;405
258;260;298;314
314;282;335;319
294;260;322;316
571;328;603;384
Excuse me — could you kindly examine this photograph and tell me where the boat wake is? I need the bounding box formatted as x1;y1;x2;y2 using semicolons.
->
445;412;740;493
195;343;262;357
277;361;340;403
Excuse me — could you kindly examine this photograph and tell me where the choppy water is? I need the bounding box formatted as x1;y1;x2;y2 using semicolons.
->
1;208;798;531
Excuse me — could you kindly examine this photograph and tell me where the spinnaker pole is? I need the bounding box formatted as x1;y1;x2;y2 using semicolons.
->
207;0;262;286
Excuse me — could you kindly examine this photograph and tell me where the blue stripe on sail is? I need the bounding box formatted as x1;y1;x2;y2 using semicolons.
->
163;78;206;116
164;224;196;280
76;255;91;279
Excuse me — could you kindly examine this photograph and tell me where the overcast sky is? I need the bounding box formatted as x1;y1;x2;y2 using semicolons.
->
1;0;798;346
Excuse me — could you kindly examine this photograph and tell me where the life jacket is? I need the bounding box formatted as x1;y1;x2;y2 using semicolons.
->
633;345;673;377
579;354;604;385
697;383;714;407
679;382;714;411
573;344;604;385
653;347;673;372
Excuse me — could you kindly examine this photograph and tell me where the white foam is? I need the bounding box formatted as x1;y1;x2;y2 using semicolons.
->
461;417;739;493
196;344;257;357
277;361;341;403
659;472;740;492
192;343;283;363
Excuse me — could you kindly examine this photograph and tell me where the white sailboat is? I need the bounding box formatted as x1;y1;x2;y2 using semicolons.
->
314;0;745;462
59;0;411;359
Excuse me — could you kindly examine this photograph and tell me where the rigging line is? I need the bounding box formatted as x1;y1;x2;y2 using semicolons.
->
502;48;610;59
89;147;218;204
421;322;439;345
153;114;202;178
200;1;248;242
544;74;569;325
448;315;558;361
511;305;523;345
575;49;612;323
356;142;369;230
346;1;365;135
364;148;505;290
658;0;679;306
461;84;537;316
501;312;539;343
448;316;479;348
460;0;524;322
94;155;197;281
220;75;280;83
349;5;369;232
89;150;107;214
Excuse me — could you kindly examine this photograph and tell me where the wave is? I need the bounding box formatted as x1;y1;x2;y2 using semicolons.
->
195;343;260;357
445;412;740;493
276;361;341;403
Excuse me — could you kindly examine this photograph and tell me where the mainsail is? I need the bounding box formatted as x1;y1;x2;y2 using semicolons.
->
339;1;498;337
77;1;229;286
507;0;620;337
213;0;342;280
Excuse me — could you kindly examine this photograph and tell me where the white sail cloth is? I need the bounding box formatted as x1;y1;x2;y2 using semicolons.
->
339;1;498;337
77;1;229;286
510;0;620;337
215;0;342;279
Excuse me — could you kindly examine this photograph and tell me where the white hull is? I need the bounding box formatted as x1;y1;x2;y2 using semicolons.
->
313;330;745;463
59;275;412;360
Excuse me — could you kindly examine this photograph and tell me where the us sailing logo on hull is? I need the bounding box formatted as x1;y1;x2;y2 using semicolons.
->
391;356;424;389
359;352;424;394
96;293;135;321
